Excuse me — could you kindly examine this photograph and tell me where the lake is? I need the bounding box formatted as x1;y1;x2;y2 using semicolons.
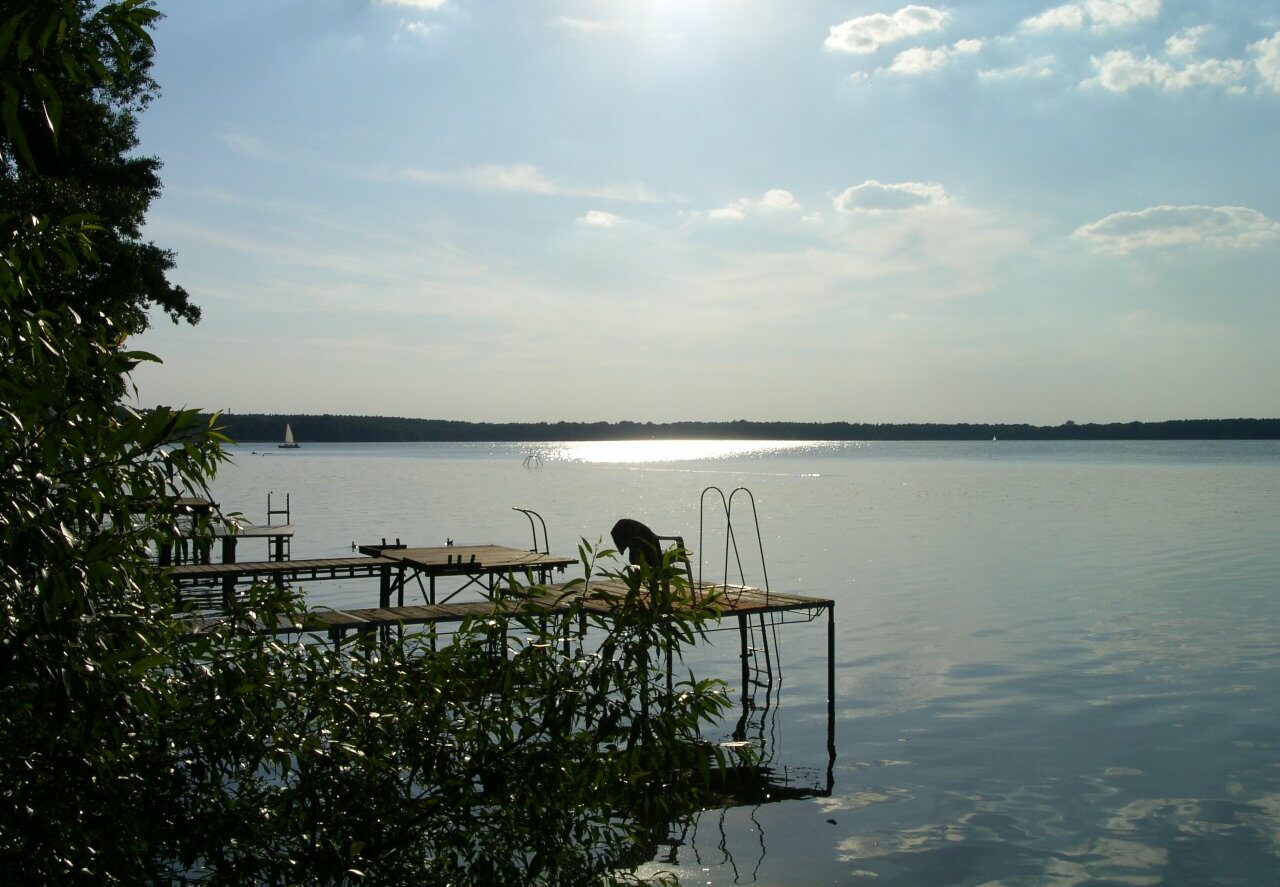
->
208;439;1280;885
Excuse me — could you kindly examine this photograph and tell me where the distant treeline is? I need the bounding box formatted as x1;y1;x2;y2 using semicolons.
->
202;414;1280;443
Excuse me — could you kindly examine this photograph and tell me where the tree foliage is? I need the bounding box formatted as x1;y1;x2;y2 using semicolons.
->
1;0;196;329
1;3;729;883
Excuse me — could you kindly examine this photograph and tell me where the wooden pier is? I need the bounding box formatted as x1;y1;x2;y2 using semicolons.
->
170;543;575;609
180;571;836;765
190;580;831;638
164;502;837;776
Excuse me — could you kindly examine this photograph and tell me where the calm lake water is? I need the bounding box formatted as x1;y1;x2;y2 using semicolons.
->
210;440;1280;886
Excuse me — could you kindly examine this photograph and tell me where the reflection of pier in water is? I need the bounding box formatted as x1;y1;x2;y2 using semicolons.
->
646;619;835;886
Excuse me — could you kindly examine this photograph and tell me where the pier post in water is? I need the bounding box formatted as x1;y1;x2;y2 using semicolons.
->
827;602;836;770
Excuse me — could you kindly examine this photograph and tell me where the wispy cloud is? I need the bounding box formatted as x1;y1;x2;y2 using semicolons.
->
1022;0;1161;34
552;17;621;35
217;130;273;160
824;5;949;55
888;39;983;75
376;0;447;41
398;163;662;203
397;19;433;39
376;0;447;10
835;181;950;213
979;56;1056;81
708;189;801;221
1074;205;1280;253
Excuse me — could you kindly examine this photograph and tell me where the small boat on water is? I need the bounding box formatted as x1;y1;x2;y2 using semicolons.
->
279;423;300;449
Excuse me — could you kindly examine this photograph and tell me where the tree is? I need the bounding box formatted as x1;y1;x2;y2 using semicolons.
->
1;0;196;328
1;4;729;882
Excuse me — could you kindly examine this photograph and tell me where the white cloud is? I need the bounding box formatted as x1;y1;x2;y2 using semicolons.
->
1251;31;1280;93
834;181;950;213
824;5;948;55
1172;58;1249;90
1164;25;1209;58
400;163;661;203
979;55;1056;81
1021;0;1160;33
1074;205;1280;253
708;188;801;221
888;39;983;75
377;0;447;9
1082;49;1248;92
553;17;621;35
1083;51;1164;90
1022;4;1087;32
1087;0;1161;30
576;210;623;227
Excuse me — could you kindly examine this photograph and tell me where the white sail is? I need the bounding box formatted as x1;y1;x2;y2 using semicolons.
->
284;424;294;445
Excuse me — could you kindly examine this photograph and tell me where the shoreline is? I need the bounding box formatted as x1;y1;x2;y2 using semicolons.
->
194;414;1280;443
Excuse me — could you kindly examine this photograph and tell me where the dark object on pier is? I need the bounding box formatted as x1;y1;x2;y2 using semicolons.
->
611;518;662;569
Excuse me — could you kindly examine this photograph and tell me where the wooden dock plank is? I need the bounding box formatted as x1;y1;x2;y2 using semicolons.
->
367;544;576;574
168;556;399;586
172;545;575;591
179;563;833;636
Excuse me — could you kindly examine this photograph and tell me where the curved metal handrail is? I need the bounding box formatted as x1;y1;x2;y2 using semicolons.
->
726;487;770;599
699;486;742;593
511;507;549;554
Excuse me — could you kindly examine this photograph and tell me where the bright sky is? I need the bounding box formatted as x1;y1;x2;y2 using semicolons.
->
132;1;1280;424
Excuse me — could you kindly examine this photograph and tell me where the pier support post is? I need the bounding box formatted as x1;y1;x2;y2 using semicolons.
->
738;614;750;705
827;603;836;781
379;566;391;609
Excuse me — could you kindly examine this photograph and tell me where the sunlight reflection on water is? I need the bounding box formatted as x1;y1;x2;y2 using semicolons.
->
540;439;837;463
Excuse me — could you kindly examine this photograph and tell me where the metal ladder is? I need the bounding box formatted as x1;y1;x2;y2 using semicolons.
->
266;492;291;561
699;486;780;745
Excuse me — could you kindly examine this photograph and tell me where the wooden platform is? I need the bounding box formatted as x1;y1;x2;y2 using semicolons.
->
362;544;576;575
542;579;832;621
169;556;399;586
169;544;574;589
184;580;833;638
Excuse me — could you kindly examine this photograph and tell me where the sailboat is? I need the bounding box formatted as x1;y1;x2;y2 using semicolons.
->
279;423;300;449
